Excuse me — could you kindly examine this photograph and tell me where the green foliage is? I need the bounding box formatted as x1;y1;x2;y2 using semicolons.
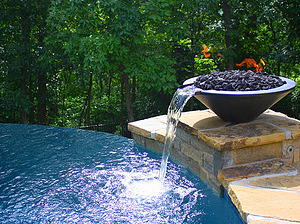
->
230;0;300;77
0;0;52;123
1;0;299;131
194;56;218;75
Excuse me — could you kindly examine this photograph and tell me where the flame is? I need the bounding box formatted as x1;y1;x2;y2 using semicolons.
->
202;44;211;58
236;58;264;72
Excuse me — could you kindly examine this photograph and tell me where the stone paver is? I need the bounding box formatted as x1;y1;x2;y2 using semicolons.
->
251;173;300;192
218;159;297;188
247;214;300;224
219;160;300;223
228;183;300;222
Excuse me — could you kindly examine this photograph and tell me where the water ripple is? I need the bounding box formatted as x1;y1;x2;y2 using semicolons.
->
0;124;243;223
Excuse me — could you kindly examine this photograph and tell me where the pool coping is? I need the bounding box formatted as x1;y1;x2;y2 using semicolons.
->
128;109;300;224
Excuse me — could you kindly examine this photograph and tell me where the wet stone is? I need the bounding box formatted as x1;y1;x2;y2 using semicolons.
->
194;70;286;91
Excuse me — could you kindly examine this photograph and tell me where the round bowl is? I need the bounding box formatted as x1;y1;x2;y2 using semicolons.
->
183;76;296;123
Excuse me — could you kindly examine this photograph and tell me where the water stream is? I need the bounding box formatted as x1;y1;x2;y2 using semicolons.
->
159;84;197;182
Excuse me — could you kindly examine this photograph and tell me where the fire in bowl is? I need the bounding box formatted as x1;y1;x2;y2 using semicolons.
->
183;70;296;124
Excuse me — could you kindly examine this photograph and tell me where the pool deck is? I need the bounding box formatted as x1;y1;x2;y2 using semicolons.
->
128;109;300;224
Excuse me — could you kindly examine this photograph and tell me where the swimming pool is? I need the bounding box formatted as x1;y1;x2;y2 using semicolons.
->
0;124;244;223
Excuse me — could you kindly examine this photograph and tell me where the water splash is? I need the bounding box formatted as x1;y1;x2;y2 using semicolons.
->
159;85;197;182
121;171;168;198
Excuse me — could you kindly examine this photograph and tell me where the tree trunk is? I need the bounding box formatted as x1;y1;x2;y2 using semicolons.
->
37;73;47;125
86;73;93;126
269;19;280;76
36;22;48;125
120;80;125;136
28;74;35;123
19;10;30;124
108;76;112;99
131;75;136;104
222;0;234;70
20;76;27;124
79;72;93;127
190;16;196;77
124;73;134;122
277;62;281;76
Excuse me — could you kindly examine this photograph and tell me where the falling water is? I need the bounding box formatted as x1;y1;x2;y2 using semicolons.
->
159;84;197;182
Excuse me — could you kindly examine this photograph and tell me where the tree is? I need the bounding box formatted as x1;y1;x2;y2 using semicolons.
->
1;0;299;129
0;0;51;124
222;0;234;69
46;0;178;124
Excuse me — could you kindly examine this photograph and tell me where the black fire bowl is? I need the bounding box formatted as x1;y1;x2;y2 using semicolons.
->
183;76;296;124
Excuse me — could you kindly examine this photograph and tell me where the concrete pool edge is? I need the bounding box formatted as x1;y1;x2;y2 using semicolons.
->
128;109;300;224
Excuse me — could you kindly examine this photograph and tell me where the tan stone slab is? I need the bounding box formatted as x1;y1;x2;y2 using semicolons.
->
179;109;299;151
128;115;167;139
218;159;297;189
155;128;166;143
251;173;300;192
249;220;289;224
178;110;228;135
228;184;300;222
198;122;286;151
268;119;300;140
128;122;150;138
248;221;278;224
248;214;300;224
256;110;289;121
178;109;288;134
129;110;299;151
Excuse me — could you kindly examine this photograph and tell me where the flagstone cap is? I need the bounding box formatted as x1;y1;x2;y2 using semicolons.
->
218;159;300;224
129;109;300;151
179;109;300;151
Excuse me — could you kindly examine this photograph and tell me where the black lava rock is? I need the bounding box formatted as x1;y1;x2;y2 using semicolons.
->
194;70;286;91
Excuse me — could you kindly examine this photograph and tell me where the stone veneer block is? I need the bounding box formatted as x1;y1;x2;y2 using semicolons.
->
281;139;300;161
229;143;282;166
181;141;203;165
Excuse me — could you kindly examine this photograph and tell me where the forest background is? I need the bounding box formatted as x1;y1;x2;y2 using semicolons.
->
1;0;299;136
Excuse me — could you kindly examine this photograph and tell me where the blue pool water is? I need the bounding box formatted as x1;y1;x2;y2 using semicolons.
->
0;124;244;223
